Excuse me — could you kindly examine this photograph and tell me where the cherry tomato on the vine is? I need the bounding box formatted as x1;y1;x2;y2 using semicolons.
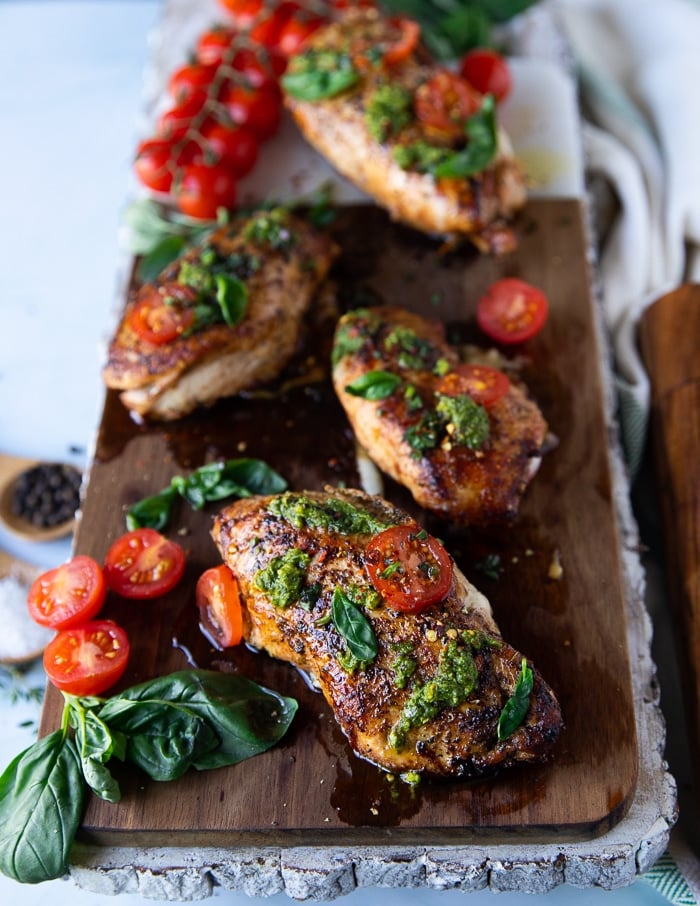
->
476;278;549;345
175;162;238;219
459;48;512;103
223;83;282;140
43;620;130;696
196;122;259;178
415;70;482;138
365;524;453;613
129;284;196;345
103;528;186;599
276;12;325;58
134;138;178;192
436;364;511;408
231;47;286;91
168;62;217;103
249;2;300;50
196;565;244;649
157;93;208;141
217;0;264;27
196;26;237;65
27;555;106;630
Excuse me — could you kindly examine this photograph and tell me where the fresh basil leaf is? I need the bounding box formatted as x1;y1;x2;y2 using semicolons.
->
0;730;84;884
126;485;178;531
215;273;248;327
434;95;498;179
282;64;359;101
345;370;402;401
69;701;125;803
497;658;534;740
97;699;219;782
137;235;187;283
101;670;298;771
331;587;378;663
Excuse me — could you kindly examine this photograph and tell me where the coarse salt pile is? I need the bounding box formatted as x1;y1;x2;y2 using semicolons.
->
0;574;53;663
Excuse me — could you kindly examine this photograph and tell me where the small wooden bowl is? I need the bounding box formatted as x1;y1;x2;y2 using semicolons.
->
0;454;78;543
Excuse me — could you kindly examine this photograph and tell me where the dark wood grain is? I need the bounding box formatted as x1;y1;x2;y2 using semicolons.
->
640;284;700;813
39;199;638;846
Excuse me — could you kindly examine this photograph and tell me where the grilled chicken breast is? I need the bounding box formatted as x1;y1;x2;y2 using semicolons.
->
212;488;563;778
332;306;548;525
103;209;337;420
282;10;526;253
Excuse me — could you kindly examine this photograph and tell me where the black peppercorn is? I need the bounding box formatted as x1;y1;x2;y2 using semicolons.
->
11;463;81;528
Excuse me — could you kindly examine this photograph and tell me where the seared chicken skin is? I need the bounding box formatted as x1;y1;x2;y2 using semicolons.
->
211;488;563;778
282;10;526;253
332;306;548;525
103;209;337;420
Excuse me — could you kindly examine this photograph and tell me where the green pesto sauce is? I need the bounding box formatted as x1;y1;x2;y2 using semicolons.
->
242;208;295;251
267;492;394;535
390;642;418;690
365;83;413;143
253;547;310;609
331;308;379;366
383;325;439;370
393;141;454;174
389;641;479;751
435;393;490;449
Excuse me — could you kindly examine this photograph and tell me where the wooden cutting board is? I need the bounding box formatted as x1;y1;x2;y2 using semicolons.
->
39;199;638;846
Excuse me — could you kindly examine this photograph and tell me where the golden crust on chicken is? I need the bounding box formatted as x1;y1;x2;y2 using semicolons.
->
103;208;338;420
211;487;563;778
331;306;548;524
282;9;526;253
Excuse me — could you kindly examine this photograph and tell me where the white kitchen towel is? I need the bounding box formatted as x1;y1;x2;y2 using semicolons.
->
550;0;700;477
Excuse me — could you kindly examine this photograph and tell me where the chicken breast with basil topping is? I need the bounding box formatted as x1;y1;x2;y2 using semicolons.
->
211;487;563;778
282;9;526;253
332;306;549;525
103;208;337;421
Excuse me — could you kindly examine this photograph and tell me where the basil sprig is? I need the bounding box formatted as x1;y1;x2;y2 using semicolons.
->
331;587;378;663
0;671;297;884
434;94;498;179
281;49;359;101
497;658;534;739
126;457;287;531
345;370;402;401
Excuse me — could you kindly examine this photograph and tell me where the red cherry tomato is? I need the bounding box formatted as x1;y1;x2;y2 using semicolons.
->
175;162;238;219
196;565;244;649
459;48;512;103
476;278;549;345
415;70;482;138
250;2;300;50
195;25;236;65
365;525;453;613
129;284;196;345
27;555;107;631
222;83;282;141
231;47;286;91
134;138;177;192
156;93;208;141
217;0;263;27
167;62;217;103
104;528;186;600
43;620;130;696
436;364;511;408
277;12;325;58
196;122;259;179
382;17;420;66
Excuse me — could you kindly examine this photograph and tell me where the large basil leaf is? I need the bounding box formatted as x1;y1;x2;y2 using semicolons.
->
0;730;84;884
101;671;298;771
331;587;378;663
97;699;219;782
69;702;125;803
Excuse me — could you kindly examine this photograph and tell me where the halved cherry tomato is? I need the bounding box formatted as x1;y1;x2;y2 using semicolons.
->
129;284;196;345
196;122;259;178
476;278;549;345
27;555;106;630
167;62;217;103
104;528;186;600
382;17;420;67
459;48;512;103
196;25;236;65
365;524;453;613
43;620;130;696
196;565;244;648
415;70;482;138
436;364;511;408
222;83;282;140
176;162;238;219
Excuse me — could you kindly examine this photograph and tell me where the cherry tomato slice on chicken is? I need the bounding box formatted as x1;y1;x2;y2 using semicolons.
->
436;364;510;408
196;565;244;649
43;620;130;696
104;528;186;600
415;70;482;138
476;278;549;345
459;48;512;103
365;525;453;613
129;284;196;345
382;17;420;66
27;555;106;630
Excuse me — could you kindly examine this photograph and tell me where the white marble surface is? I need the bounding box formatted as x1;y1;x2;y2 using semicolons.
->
0;1;693;903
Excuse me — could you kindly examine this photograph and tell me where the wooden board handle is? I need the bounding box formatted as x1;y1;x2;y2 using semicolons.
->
639;284;700;810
